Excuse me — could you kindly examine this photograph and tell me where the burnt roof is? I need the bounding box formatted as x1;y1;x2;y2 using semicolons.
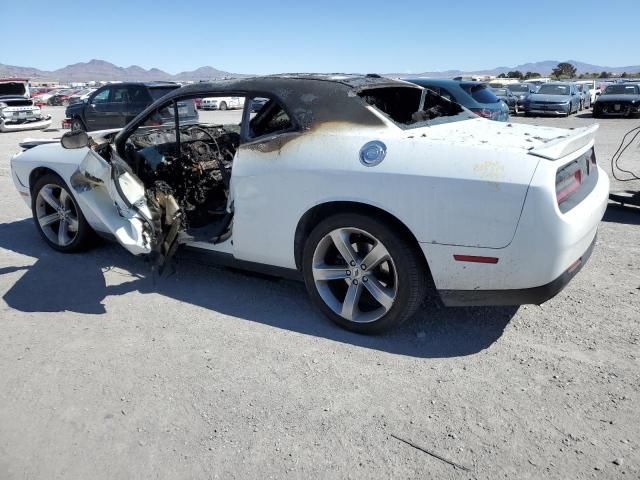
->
119;74;421;139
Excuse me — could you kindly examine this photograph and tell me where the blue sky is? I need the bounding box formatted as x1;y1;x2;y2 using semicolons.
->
2;0;639;74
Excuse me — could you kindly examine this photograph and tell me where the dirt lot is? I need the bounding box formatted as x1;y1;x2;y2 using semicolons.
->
0;106;638;479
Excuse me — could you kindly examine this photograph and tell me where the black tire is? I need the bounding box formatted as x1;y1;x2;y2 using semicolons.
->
513;104;519;115
219;101;228;111
70;118;86;132
302;213;428;334
31;173;93;253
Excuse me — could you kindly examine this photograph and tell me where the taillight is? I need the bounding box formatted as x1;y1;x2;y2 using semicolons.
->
555;148;595;209
556;170;582;204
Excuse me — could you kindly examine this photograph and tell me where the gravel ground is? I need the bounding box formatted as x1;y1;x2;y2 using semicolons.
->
0;106;638;479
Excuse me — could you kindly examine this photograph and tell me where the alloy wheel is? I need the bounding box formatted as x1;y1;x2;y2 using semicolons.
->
35;184;80;247
311;227;398;323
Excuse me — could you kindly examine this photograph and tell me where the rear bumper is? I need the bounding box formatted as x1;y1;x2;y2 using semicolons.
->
422;143;609;305
0;116;52;132
438;234;596;306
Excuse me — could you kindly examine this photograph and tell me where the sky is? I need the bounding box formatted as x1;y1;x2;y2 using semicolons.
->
2;0;640;74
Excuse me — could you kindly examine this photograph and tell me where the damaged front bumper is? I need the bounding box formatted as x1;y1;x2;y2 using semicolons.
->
0;115;52;132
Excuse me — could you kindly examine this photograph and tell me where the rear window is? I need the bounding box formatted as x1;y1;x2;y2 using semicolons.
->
359;86;473;129
148;86;180;101
460;84;499;104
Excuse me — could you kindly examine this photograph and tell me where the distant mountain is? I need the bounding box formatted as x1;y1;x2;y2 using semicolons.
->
0;59;245;82
2;59;640;83
389;60;640;78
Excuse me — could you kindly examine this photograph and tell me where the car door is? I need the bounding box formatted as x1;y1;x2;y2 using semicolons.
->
84;87;111;131
70;142;153;257
123;85;152;125
109;85;133;128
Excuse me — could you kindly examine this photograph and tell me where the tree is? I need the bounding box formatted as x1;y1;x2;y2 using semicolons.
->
552;62;577;79
507;70;523;79
497;73;507;78
598;71;611;78
621;72;628;78
524;71;541;79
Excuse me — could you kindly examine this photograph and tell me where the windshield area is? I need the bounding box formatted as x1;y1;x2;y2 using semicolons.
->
491;88;508;96
537;84;570;95
508;84;529;93
359;86;474;129
604;84;639;95
0;82;27;97
461;84;499;104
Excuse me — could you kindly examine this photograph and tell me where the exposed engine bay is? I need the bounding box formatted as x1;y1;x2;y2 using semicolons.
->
127;124;240;230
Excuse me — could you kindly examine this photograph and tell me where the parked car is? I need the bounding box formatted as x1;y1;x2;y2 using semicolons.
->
524;82;581;117
250;97;269;112
34;88;68;105
49;89;82;106
200;96;245;110
65;82;196;131
0;78;52;132
575;81;597;104
490;87;519;114
405;78;509;121
194;98;203;109
10;75;608;333
67;88;97;106
507;83;539;111
592;83;640;117
576;84;592;110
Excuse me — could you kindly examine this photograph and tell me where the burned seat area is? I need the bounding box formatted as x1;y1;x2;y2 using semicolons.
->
126;123;239;229
358;86;467;127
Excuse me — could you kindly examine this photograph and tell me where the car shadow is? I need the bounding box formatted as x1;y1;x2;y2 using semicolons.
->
0;219;517;359
602;202;640;225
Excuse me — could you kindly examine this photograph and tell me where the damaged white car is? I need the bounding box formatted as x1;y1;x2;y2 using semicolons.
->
0;78;52;132
10;75;609;333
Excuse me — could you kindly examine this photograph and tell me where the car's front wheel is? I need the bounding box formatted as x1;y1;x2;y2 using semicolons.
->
303;213;428;334
31;174;93;252
219;101;228;111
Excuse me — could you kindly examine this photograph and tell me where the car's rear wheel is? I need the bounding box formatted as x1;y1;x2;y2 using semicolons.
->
514;103;519;115
303;213;428;334
70;118;85;132
219;102;228;111
32;174;93;252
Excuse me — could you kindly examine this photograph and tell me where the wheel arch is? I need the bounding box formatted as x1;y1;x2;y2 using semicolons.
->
293;201;432;281
29;166;64;193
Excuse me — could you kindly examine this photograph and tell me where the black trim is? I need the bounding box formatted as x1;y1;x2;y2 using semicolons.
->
438;234;597;307
178;246;303;281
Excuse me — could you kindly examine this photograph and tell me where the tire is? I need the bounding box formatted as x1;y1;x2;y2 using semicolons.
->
70;118;85;132
514;104;519;115
219;102;228;111
565;105;571;117
31;173;93;253
302;213;428;334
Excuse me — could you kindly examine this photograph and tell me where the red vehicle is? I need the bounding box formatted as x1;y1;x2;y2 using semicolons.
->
194;97;202;109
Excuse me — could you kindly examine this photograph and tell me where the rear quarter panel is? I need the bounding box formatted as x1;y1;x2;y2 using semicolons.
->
231;121;539;269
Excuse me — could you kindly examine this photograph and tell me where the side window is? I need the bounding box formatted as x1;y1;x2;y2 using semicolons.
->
247;97;293;139
128;85;152;103
92;88;110;104
112;86;130;103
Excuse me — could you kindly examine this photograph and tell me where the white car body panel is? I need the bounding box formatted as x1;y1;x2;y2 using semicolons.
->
9;77;609;308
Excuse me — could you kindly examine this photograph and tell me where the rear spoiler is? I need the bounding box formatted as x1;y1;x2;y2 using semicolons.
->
528;124;599;160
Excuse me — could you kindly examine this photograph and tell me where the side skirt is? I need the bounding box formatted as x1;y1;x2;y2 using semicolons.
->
178;246;303;282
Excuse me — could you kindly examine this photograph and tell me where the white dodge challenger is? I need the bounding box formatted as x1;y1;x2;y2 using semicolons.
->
10;74;609;333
